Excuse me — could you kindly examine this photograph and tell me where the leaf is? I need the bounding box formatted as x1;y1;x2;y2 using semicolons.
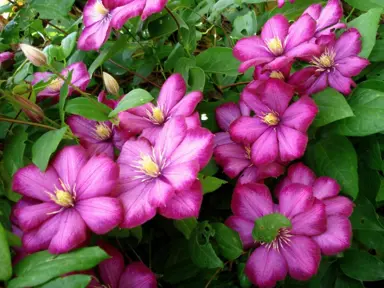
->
340;250;384;281
370;39;384;62
59;71;72;125
43;45;66;64
237;263;252;288
344;0;384;11
188;67;205;91
164;43;185;71
335;275;364;288
6;231;21;247
329;88;384;136
32;127;67;171
232;10;257;38
211;223;243;260
252;213;291;243
354;230;384;256
9;247;109;288
174;218;198;240
61;32;77;58
196;47;240;76
39;275;91;288
66;98;112;121
188;221;224;269
4;126;27;177
109;89;154;117
376;179;384;203
305;135;359;199
347;8;382;58
350;196;384;231
199;175;227;194
0;223;12;281
30;0;75;20
312;88;354;127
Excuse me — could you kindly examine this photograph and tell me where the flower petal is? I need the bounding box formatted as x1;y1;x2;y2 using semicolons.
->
303;4;322;20
98;241;125;288
287;162;316;187
233;36;273;62
112;126;133;150
277;125;308;163
289;67;328;96
238;163;285;185
185;112;201;129
334;28;362;61
62;62;90;93
110;0;145;29
261;15;290;44
323;196;354;217
148;178;175;207
316;0;343;32
263;55;295;71
281;96;318;132
214;132;233;147
285;14;317;51
119;111;154;135
14;202;59;231
214;143;250;178
285;42;321;59
140;126;163;146
336;56;370;78
241;88;270;115
142;0;168;20
291;199;327;236
82;142;115;159
312;176;340;199
157;74;187;115
251;128;279;165
83;0;109;27
279;183;314;219
169;91;203;117
162;160;199;191
229;116;269;145
67;115;99;143
225;216;255;249
215;103;242;131
118;262;157;288
78;20;112;51
328;69;355;95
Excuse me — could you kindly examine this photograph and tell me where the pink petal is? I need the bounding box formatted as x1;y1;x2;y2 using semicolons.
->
76;154;119;200
159;180;203;220
185;112;201;129
281;96;318;132
313;215;352;255
285;42;321;59
76;197;123;234
169;91;203;117
129;103;155;117
323;196;354;217
251;128;279;165
261;15;290;45
238;163;285;185
291;199;327;236
14;202;59;231
288;67;328;96
285;14;317;51
238;57;274;73
287;162;316;187
83;0;109;27
78;20;112;51
336;56;370;78
225;216;255;249
0;51;14;63
241;88;270;115
31;72;52;86
140;126;162;146
303;4;322;20
279;184;314;219
214;143;250;178
49;209;88;254
142;0;168;20
110;0;145;29
263;55;294;71
12;164;60;202
162;160;199;191
328;69;355;95
11;197;39;226
157;74;187;115
215;103;242;131
274;177;292;198
83;142;115;159
229;116;269;145
112;126;133;150
316;22;347;37
231;183;273;221
118;262;157;288
246;246;288;288
334;28;362;60
214;132;233;147
119;111;154;135
67;115;100;143
148;178;175;207
62;62;90;93
233;36;273;62
281;236;321;281
316;0;343;32
98;241;125;288
312;176;340;200
277;125;308;163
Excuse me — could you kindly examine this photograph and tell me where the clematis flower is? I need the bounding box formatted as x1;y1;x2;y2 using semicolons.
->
233;14;320;72
117;116;213;228
67;92;133;159
229;79;318;165
289;29;370;95
226;183;326;287
214;102;284;184
275;162;353;255
31;62;90;102
277;0;294;8
119;74;202;144
0;51;14;64
98;241;157;288
12;146;123;254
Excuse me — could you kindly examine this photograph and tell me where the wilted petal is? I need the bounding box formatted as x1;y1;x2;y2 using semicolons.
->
261;15;290;44
287;162;316;187
291;199;327;236
31;72;53;86
98;241;125;288
0;51;14;63
157;74;187;115
312;176;340;199
119;262;157;288
281;96;318;132
169;91;203;117
214;143;250;178
316;0;343;32
142;0;168;20
334;28;362;60
285;14;317;51
225;216;255;249
279;184;314;218
251;128;278;165
323;196;354;217
230;116;269;145
336;56;370;77
328;69;355;95
215;103;242;131
277;125;308;163
78;20;112;51
110;0;145;29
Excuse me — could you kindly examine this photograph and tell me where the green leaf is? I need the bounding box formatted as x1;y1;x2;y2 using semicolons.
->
344;0;384;11
348;8;382;58
269;0;317;20
354;230;384;256
188;221;224;269
232;10;257;38
148;14;178;39
109;89;154;117
350;196;384;231
164;43;185;71
32;127;68;171
39;275;91;288
174;218;198;240
61;32;77;58
199;175;227;194
4;126;27;176
340;250;384;281
237;263;252;288
329;88;384;136
43;45;66;64
10;247;109;288
188;67;205;91
212;223;243;260
0;223;12;281
376;179;384;203
59;71;72;125
6;231;21;247
131;226;143;243
66;98;112;121
335;275;364;288
196;47;240;76
370;39;384;62
30;0;75;20
252;213;291;243
305;136;358;199
312;88;354;127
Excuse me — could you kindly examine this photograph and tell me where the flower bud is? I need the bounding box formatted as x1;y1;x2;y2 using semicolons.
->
103;72;120;96
14;95;44;123
19;44;47;67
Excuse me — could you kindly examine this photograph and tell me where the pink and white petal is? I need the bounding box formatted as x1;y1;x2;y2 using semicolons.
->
257;79;294;115
76;154;119;200
118;262;157;288
336;56;370;77
281;96;318;132
83;0;109;27
118;138;152;166
238;57;274;73
334;28;362;61
157;74;187;115
185;112;201;129
281;236;321;281
129;102;155;117
214;132;233;147
246;246;288;288
83;141;115;159
98;241;125;288
140;126;162;145
313;215;352;255
49;209;88;254
233;36;273;62
251;128;279;166
232;183;274;221
229;116;269;145
76;197;123;234
148;178;175;208
12;164;60;202
328;70;355;95
110;0;146;29
279;183;314;218
169;91;203;117
119;111;154;134
277;125;308;163
291;199;327;236
323;196;354;217
274;177;292;199
285;14;317;51
159;180;203;220
77;21;112;51
14;202;59;231
67;115;99;143
261;15;290;44
312;176;340;200
162;160;199;191
225;216;255;249
316;0;343;32
285;42;321;59
287;162;316;187
215;103;242;131
116;165;143;196
214;143;250;178
142;0;168;20
303;4;322;20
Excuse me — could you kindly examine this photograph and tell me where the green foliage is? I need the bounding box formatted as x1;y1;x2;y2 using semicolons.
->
0;223;12;281
252;213;291;243
109;89;154;117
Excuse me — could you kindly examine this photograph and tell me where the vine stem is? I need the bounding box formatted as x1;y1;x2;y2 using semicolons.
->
220;81;250;89
0;116;57;131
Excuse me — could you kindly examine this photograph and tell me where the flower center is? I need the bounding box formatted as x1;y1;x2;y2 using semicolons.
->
263;227;292;251
139;154;160;177
95;123;112;140
48;78;64;91
311;48;336;72
244;145;251;160
267;37;284;56
48;179;75;208
262;112;280;126
152;107;165;124
269;71;285;80
95;0;109;16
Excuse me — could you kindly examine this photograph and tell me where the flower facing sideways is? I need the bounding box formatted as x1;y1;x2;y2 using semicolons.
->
12;146;123;254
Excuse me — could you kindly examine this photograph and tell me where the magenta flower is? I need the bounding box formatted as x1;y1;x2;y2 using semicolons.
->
117;116;213;228
12;146;123;254
275;162;353;255
289;29;370;95
31;62;90;102
0;51;14;64
98;241;157;288
226;183;325;287
229;79;318;165
119;74;202;144
277;0;294;8
214;102;285;184
233;14;320;72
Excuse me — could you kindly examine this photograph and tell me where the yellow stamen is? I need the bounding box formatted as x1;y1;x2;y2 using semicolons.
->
311;48;336;71
48;78;64;91
139;154;160;177
51;190;74;207
244;145;251;159
95;123;112;140
152;107;165;124
94;0;109;15
267;37;284;56
263;112;280;126
270;71;285;80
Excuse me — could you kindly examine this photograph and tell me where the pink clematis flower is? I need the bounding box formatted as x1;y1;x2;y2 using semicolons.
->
31;62;90;102
277;0;294;8
275;162;353;255
12;146;123;254
226;183;326;287
98;241;157;288
233;14;320;73
67;92;133;159
229;79;318;166
119;74;202;145
214;102;285;184
117;116;213;228
0;51;14;64
289;29;370;95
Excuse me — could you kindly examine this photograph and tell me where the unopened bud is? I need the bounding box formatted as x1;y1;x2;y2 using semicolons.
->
14;95;44;123
103;72;120;96
19;44;47;67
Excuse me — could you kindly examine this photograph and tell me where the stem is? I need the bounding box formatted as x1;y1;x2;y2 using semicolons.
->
220;81;250;89
345;8;355;22
0;116;57;131
48;22;68;35
165;6;180;31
